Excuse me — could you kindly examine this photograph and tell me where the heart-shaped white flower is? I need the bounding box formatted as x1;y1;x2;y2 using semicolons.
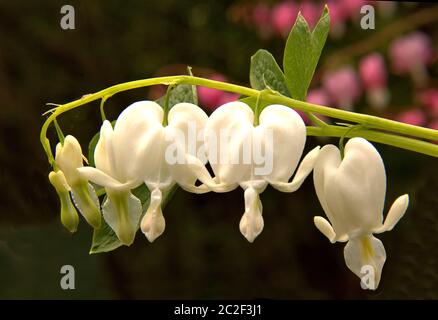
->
313;137;409;290
79;101;213;244
204;101;320;242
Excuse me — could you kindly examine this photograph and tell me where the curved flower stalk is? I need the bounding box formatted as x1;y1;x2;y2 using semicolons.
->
54;135;101;229
79;101;213;244
204;101;320;242
313;137;409;290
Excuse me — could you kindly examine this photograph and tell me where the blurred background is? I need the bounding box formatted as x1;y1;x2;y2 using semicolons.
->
0;0;438;299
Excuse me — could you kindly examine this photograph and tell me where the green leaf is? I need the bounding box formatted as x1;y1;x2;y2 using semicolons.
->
283;5;330;101
239;96;274;112
250;49;290;97
156;83;198;108
89;184;179;254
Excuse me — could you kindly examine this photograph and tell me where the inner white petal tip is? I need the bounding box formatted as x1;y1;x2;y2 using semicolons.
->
140;189;165;243
239;213;264;243
313;216;336;243
141;212;166;243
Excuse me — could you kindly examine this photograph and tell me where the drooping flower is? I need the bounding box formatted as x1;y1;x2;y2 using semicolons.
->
79;101;213;244
322;67;361;111
313;137;409;289
204;101;320;242
271;1;298;38
359;53;390;110
55;135;101;228
48;170;79;233
389;32;433;86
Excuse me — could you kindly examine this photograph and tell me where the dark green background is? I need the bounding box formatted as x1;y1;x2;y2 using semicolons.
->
0;0;437;299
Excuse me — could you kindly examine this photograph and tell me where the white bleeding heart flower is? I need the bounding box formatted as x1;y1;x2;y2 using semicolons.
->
204;101;320;242
79;101;213;244
55;135;101;228
313;137;409;290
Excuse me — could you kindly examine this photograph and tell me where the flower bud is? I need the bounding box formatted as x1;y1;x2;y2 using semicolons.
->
48;171;79;233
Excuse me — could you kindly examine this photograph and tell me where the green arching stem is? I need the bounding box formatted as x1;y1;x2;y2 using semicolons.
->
339;124;364;158
100;95;112;121
40;75;438;164
308;125;437;157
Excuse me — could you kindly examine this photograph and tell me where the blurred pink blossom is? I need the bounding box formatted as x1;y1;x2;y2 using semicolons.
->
359;53;389;109
327;0;347;38
271;1;298;37
198;74;228;110
419;89;438;117
307;88;330;106
389;32;433;85
395;109;426;126
218;92;239;106
359;53;387;90
342;0;367;16
322;66;361;110
304;88;331;125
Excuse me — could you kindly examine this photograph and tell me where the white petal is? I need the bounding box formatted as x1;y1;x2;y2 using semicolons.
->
112;101;164;181
257;105;306;181
325;138;386;237
94;120;116;177
344;234;386;290
270;146;320;192
204;101;254;185
103;190;142;246
140;188;165;242
313;144;348;240
374;194;409;233
313;216;336;243
167;102;208;161
239;187;264;242
77;167;138;191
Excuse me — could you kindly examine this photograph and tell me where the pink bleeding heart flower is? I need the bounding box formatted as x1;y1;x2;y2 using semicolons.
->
359;53;387;90
271;1;298;37
327;0;347;38
342;0;368;16
198;74;228;110
303;88;331;125
322;67;362;110
218;92;240;106
395;109;426;126
359;53;389;110
389;32;433;86
307;88;330;106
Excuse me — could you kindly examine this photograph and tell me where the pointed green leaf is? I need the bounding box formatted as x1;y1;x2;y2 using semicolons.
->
283;6;329;101
250;49;290;97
